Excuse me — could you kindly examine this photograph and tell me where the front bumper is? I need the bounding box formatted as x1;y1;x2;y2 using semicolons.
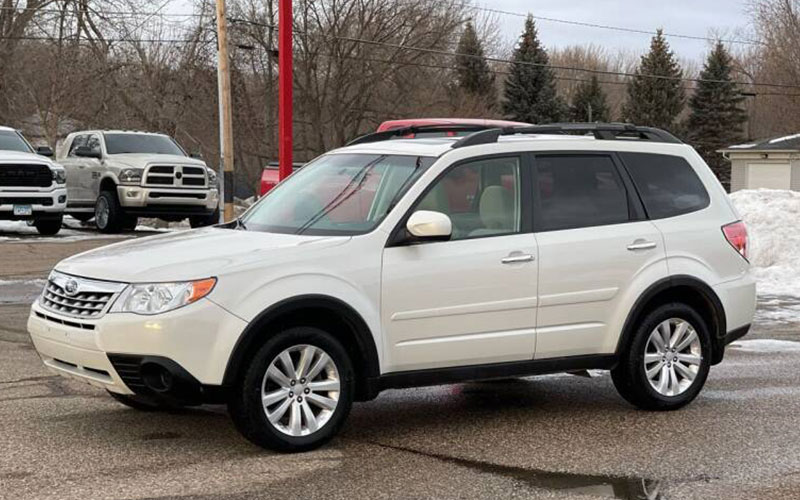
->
28;297;248;398
117;185;218;211
0;186;67;219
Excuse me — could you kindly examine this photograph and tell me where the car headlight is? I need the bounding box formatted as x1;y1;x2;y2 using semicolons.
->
119;168;143;185
207;168;218;185
52;169;66;184
110;278;216;315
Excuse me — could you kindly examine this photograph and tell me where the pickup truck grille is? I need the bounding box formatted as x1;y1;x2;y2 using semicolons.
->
39;272;126;319
144;165;207;188
0;164;52;187
0;197;53;206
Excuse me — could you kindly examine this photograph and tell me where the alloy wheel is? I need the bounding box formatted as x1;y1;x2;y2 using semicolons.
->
643;318;703;397
95;197;109;229
261;344;341;437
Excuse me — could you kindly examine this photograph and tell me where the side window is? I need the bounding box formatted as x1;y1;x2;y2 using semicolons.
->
535;155;629;232
86;135;102;156
416;157;521;240
68;135;88;156
619;152;710;219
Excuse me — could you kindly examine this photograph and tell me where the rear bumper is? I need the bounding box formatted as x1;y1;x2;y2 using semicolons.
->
118;185;218;211
0;186;67;218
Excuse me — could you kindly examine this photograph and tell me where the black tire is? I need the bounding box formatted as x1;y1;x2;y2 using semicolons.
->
228;326;355;453
121;215;138;231
95;190;124;233
107;391;181;412
189;207;220;228
70;213;94;223
611;303;711;411
34;215;63;235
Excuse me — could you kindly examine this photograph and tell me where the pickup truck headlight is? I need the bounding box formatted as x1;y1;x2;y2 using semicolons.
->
119;168;143;185
52;169;66;184
207;168;218;185
111;278;216;315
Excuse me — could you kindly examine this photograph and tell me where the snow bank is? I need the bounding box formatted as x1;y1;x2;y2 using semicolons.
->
730;189;800;297
729;339;800;353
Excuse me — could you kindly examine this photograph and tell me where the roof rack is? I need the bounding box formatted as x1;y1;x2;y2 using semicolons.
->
452;123;683;149
346;124;500;147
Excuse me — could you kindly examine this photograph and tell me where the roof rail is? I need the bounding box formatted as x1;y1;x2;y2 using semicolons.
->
346;124;500;147
451;122;683;149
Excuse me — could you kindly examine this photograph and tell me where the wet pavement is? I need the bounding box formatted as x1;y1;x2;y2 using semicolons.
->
1;237;800;499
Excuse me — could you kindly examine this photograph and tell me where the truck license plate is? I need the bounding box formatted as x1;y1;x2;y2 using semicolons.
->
13;205;33;216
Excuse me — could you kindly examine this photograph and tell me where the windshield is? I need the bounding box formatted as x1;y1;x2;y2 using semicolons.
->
242;153;435;235
0;130;34;153
104;133;186;155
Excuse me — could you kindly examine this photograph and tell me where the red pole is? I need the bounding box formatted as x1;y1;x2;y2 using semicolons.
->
278;0;293;181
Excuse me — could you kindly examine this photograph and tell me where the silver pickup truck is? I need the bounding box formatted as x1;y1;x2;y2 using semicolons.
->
0;126;67;235
59;130;219;233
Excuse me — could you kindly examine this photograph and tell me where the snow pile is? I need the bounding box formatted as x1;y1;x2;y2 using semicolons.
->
730;189;800;297
730;339;800;353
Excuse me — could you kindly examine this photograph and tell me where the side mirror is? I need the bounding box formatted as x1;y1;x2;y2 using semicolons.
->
36;146;54;157
74;146;102;159
190;152;204;159
406;210;452;241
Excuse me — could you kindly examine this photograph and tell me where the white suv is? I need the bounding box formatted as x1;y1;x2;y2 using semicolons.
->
27;123;755;452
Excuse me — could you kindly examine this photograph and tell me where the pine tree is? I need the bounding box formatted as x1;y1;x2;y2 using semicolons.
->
455;21;496;104
569;76;610;122
502;15;564;123
623;29;685;131
687;42;746;191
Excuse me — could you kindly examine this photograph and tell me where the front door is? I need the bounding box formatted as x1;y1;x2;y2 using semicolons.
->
531;153;668;359
381;155;538;373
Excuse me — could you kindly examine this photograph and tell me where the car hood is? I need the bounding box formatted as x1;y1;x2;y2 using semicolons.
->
108;153;207;169
56;227;351;283
0;150;55;165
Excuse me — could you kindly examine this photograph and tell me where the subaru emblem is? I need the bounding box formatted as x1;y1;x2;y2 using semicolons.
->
64;279;79;296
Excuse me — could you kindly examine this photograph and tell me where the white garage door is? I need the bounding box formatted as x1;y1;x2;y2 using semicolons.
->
747;163;792;190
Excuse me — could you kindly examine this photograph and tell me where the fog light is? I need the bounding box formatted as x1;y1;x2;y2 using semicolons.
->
58;195;66;203
126;190;140;198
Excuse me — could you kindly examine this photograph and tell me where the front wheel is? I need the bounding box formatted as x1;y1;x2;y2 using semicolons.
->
95;190;124;233
228;327;354;453
611;303;711;411
34;215;63;235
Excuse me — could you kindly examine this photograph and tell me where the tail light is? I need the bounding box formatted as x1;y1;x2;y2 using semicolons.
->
722;221;748;261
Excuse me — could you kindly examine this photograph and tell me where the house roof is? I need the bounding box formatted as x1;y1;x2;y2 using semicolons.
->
722;133;800;152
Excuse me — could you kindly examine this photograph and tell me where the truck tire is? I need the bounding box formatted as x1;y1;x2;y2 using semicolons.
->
34;215;63;236
95;190;125;233
190;207;220;228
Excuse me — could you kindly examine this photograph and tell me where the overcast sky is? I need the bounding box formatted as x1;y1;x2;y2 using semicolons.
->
486;0;754;62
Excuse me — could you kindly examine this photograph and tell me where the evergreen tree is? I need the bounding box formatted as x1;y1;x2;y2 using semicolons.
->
687;42;747;190
455;21;496;103
569;76;610;122
623;29;685;131
502;15;564;123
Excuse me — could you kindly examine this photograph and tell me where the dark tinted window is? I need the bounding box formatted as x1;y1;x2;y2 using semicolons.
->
0;130;33;153
104;133;185;155
535;155;629;231
620;153;710;219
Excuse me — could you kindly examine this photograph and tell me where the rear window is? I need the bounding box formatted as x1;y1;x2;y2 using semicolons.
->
620;153;710;219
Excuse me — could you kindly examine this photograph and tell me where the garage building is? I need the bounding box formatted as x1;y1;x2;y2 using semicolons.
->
720;134;800;192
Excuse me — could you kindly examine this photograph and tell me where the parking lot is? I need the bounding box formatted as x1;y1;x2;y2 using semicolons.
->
2;233;800;500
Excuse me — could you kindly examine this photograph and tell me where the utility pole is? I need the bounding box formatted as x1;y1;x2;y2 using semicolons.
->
216;0;235;222
278;0;293;181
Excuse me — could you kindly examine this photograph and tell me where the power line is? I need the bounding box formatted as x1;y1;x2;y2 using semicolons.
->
0;34;213;45
0;5;207;18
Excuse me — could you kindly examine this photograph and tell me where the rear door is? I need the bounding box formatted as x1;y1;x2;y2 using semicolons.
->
61;134;90;204
532;153;668;359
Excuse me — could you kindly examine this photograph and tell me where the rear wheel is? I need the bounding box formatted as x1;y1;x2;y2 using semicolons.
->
95;190;124;233
228;326;354;453
34;215;63;235
611;303;711;411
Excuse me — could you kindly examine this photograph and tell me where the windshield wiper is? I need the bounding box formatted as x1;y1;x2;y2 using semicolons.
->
237;218;247;231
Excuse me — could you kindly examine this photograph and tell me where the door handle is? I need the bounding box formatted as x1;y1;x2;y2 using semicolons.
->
627;240;657;251
501;253;534;264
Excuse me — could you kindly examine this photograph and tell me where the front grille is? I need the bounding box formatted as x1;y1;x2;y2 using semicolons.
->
0;197;53;206
182;177;205;186
41;281;115;318
35;311;95;330
183;167;205;175
146;176;174;185
107;355;147;391
149;166;174;174
0;164;52;187
144;165;206;188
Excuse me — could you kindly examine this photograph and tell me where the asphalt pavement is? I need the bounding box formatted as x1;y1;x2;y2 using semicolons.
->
2;235;800;500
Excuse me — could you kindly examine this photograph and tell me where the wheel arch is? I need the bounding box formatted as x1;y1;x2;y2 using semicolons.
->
222;294;381;401
99;175;118;193
615;275;727;365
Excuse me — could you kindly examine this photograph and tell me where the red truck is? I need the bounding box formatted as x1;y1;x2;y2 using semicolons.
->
259;118;530;196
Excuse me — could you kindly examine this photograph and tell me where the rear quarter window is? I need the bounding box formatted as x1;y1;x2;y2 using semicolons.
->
619;152;710;219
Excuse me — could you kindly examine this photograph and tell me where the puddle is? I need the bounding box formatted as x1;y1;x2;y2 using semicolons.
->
0;279;45;305
372;441;665;499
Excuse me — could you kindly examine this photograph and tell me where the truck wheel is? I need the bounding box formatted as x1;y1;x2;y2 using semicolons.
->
95;190;124;233
611;303;711;411
189;207;220;228
228;326;354;453
34;215;63;236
